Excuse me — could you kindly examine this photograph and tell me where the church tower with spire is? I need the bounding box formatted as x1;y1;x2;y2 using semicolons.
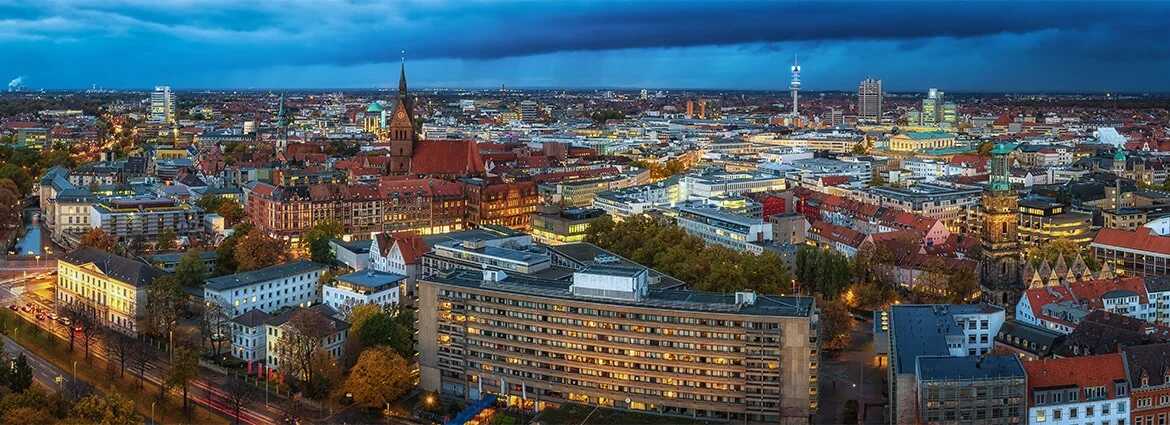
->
387;52;417;174
981;142;1022;309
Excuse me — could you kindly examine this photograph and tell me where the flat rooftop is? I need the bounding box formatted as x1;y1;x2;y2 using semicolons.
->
917;355;1025;382
425;269;813;317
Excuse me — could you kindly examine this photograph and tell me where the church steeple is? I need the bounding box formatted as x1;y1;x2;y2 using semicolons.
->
387;51;417;174
398;50;408;96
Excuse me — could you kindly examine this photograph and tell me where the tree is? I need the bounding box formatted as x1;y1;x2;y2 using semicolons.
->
0;388;69;423
141;275;182;349
0;178;19;228
276;309;333;389
70;392;139;425
341;347;413;410
0;163;30;195
8;354;32;392
819;298;852;351
584;215;793;295
157;229;178;251
129;338;151;389
977;141;995;157
196;195;226;212
0;350;8;388
166;345;199;412
795;246;851;298
303;220;343;264
217;201;245;227
851;141;868;155
3;407;54;425
222;376;258;425
174;249;208;288
78;228;117;252
215;230;243;275
201;302;232;355
234;228;287;272
105;328;134;379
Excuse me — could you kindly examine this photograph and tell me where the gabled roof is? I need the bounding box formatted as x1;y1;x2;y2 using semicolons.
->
1023;353;1126;404
1122;343;1170;388
392;232;429;264
411;140;486;176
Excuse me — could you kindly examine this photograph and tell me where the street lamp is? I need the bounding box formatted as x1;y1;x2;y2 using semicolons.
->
151;401;156;425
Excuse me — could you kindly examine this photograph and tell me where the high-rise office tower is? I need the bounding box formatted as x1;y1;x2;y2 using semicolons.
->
922;88;944;126
686;100;694;119
150;85;174;124
790;55;801;116
858;78;883;123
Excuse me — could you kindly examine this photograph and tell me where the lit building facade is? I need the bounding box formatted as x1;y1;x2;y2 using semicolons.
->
56;248;160;336
418;267;819;424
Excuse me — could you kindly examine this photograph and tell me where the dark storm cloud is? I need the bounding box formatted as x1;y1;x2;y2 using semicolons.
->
1;1;1169;89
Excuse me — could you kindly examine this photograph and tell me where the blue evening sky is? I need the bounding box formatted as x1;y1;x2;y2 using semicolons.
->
2;1;1169;92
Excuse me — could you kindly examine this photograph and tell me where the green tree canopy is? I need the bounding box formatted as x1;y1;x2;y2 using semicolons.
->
174;249;208;287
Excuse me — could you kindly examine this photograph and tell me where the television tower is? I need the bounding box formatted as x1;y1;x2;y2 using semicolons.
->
790;54;801;116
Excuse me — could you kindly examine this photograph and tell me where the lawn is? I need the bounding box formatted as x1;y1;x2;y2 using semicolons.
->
0;308;228;425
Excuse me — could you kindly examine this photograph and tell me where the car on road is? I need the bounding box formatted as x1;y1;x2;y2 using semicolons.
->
35;313;45;321
58;317;70;326
48;312;58;320
21;304;32;313
7;304;17;311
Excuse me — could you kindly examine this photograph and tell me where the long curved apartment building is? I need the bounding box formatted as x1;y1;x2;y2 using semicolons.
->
417;266;819;424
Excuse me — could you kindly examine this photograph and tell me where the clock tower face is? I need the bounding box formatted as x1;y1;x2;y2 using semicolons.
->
397;110;405;119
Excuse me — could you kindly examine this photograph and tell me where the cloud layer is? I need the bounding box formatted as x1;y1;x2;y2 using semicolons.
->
2;1;1169;91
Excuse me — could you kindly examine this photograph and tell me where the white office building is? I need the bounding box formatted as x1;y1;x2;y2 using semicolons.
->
323;269;406;316
205;260;326;316
675;203;773;254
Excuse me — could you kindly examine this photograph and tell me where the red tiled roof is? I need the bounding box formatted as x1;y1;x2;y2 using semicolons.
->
1093;227;1170;255
1068;277;1149;306
392;232;428;265
1022;285;1078;327
810;221;866;248
411;140;486;175
1023;353;1126;405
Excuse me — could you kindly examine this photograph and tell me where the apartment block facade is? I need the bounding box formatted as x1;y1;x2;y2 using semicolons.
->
417;268;819;424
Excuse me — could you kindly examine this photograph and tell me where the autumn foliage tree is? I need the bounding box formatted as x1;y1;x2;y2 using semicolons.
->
341;346;414;410
78;228;118;252
234;227;287;272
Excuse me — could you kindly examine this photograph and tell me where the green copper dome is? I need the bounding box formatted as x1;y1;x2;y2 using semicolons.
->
366;102;384;113
1114;149;1127;161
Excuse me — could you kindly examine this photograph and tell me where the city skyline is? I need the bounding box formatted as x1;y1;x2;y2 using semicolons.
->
3;1;1170;92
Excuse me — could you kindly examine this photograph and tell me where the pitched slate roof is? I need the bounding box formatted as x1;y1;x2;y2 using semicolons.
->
1122;343;1170;389
205;260;325;291
60;247;162;288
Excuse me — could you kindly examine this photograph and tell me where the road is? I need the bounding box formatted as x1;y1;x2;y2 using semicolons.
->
1;275;283;425
1;334;75;394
